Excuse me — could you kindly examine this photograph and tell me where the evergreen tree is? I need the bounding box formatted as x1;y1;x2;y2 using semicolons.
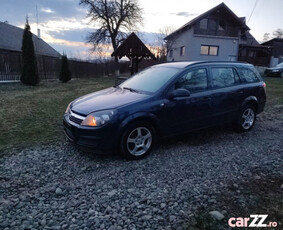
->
59;54;72;83
21;18;39;86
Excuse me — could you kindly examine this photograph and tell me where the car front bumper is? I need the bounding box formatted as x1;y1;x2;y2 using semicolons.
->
63;115;117;152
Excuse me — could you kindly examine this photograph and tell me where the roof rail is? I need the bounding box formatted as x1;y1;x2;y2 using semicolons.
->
183;60;250;68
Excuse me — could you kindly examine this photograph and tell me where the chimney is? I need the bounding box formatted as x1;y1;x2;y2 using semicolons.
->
37;28;41;38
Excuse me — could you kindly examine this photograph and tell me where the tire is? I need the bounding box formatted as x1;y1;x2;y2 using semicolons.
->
120;121;155;159
280;72;283;78
235;105;256;132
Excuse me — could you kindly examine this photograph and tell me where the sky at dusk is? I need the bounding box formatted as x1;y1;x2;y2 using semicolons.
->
1;0;282;60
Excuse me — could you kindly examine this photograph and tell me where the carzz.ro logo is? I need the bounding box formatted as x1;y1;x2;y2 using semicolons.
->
228;215;278;228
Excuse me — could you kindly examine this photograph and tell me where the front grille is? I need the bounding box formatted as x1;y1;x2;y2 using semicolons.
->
69;111;85;125
70;116;83;125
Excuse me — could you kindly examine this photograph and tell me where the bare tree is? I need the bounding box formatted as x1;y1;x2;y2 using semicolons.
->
262;33;270;42
272;28;283;39
263;28;283;41
80;0;143;56
155;26;177;60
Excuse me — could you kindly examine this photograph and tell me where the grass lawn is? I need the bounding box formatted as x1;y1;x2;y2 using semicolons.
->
263;76;283;105
0;76;282;153
0;77;116;152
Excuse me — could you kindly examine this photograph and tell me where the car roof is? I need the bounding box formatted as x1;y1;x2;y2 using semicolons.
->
155;61;201;69
154;61;252;69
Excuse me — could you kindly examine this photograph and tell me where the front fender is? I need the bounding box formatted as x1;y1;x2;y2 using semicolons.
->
119;112;160;132
113;112;160;151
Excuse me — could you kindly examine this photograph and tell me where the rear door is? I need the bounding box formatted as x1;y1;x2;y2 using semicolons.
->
209;66;244;124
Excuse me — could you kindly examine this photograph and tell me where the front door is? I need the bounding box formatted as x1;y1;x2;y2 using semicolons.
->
159;68;213;136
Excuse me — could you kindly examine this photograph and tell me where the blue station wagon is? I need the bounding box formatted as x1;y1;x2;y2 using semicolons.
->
63;61;266;159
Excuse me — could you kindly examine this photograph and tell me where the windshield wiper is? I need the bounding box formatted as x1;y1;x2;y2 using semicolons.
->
123;87;141;93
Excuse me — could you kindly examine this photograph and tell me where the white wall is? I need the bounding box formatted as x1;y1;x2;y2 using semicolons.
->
167;29;193;62
167;28;239;62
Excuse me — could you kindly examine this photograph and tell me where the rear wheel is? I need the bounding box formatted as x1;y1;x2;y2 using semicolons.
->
120;121;155;159
235;105;256;132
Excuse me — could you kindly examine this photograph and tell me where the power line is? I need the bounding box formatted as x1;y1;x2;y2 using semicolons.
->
248;0;259;24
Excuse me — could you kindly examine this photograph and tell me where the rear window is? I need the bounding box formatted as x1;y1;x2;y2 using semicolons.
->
211;67;240;88
237;67;260;83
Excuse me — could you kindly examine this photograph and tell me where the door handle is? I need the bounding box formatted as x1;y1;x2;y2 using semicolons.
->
160;103;167;108
202;96;211;100
213;93;223;97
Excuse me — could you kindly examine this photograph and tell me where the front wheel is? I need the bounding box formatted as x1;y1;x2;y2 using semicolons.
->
235;105;256;132
120;121;155;159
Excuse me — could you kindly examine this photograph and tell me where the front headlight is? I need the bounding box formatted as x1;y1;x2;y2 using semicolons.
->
81;110;115;127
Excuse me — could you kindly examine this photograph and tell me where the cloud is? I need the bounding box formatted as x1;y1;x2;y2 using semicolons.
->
0;0;161;60
38;18;90;32
172;12;197;17
48;28;90;43
0;0;86;25
41;8;55;14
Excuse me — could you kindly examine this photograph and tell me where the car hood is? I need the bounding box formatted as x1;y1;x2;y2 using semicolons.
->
71;87;150;115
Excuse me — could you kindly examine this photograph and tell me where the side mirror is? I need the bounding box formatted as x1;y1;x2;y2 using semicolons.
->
170;88;191;99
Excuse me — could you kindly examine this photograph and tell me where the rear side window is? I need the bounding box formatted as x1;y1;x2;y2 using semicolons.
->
211;67;240;88
175;68;208;93
237;67;260;83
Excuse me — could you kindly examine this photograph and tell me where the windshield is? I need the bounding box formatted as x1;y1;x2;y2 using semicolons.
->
120;66;180;93
276;62;283;67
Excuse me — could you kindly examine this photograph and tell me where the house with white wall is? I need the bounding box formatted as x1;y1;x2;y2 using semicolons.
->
164;3;267;64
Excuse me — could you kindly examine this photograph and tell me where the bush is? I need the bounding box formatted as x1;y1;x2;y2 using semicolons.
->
59;55;72;82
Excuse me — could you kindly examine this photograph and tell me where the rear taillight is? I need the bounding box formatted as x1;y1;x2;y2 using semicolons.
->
263;82;266;93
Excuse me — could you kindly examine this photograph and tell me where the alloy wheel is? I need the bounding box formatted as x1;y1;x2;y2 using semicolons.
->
241;108;255;130
126;127;152;156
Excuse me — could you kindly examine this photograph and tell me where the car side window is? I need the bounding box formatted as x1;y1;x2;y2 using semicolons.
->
175;68;208;93
211;67;240;88
237;67;260;83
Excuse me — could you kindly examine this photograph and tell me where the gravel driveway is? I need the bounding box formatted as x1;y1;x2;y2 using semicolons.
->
1;108;282;230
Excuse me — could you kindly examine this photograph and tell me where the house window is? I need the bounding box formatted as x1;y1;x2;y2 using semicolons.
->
180;46;185;56
200;45;219;56
209;19;217;30
207;19;217;35
199;19;208;30
169;49;173;58
218;20;226;31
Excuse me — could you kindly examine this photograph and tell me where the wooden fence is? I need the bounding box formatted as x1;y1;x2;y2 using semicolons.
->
0;50;130;82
